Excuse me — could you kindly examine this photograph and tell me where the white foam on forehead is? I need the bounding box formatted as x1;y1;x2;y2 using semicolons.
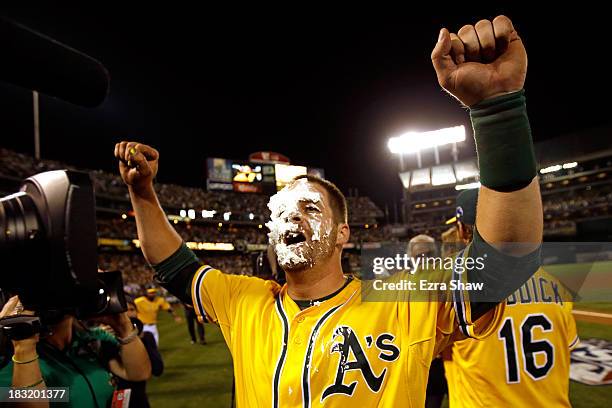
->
267;178;322;215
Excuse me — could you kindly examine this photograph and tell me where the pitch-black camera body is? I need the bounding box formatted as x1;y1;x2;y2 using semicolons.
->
0;170;126;318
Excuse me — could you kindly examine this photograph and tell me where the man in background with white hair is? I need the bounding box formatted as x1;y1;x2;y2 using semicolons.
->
408;234;437;258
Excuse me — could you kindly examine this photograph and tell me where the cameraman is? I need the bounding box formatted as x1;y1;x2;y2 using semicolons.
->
0;295;151;408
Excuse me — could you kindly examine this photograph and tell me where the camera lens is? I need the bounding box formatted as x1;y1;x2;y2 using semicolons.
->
0;192;42;248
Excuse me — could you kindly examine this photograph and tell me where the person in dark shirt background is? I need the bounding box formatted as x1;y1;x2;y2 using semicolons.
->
183;304;206;345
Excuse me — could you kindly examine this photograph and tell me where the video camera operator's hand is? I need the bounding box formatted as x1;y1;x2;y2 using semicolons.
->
114;141;159;196
90;312;135;339
0;296;39;348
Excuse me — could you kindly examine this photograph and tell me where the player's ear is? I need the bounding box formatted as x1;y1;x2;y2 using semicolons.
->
457;221;465;240
336;223;350;246
457;221;470;244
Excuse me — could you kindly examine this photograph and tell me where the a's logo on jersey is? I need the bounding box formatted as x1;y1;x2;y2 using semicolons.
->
321;326;400;401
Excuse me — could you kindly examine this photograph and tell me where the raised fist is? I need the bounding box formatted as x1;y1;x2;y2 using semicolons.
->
431;15;527;107
114;141;159;193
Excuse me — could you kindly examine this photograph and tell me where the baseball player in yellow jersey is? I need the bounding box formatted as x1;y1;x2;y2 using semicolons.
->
114;15;545;407
135;288;182;344
443;189;578;408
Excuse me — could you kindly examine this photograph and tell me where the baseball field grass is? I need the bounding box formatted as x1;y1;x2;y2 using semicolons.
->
148;314;233;408
149;306;612;407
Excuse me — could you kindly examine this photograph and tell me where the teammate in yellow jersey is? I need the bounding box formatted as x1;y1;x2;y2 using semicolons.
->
443;189;578;408
115;15;546;407
134;288;182;345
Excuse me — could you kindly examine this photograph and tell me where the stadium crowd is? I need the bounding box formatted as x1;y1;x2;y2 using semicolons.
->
345;196;385;224
97;217;269;244
542;185;612;220
0;148;383;225
98;252;256;292
98;252;155;289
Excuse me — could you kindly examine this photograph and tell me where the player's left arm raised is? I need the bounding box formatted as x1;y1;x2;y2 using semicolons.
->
431;16;541;255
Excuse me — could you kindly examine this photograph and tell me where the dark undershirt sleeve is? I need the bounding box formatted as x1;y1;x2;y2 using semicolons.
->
467;228;541;320
151;243;202;304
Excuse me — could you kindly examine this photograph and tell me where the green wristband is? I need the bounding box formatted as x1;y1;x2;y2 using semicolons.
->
470;90;537;192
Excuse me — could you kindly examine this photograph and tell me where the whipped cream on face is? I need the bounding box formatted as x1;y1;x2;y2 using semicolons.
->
266;179;328;268
309;217;332;243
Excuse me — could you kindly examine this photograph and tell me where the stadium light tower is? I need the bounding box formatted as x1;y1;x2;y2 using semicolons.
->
387;125;465;169
387;125;466;224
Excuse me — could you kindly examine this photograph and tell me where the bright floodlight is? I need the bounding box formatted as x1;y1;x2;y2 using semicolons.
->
179;209;187;218
223;212;231;221
411;168;431;186
563;162;578;169
540;164;562;174
453;160;479;182
431;164;456;186
455;182;481;191
388;125;465;154
188;209;196;220
202;210;216;218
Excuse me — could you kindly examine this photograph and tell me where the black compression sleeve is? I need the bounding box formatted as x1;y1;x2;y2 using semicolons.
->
155;261;200;304
151;243;202;304
468;229;541;320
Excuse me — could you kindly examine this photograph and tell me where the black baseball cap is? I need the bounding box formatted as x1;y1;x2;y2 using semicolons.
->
445;188;478;226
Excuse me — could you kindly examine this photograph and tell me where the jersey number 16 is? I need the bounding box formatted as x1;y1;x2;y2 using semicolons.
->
498;313;554;383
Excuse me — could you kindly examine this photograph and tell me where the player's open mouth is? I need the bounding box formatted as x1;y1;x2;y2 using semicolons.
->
284;231;307;246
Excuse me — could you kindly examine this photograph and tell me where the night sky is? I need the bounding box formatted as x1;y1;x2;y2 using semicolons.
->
1;5;611;208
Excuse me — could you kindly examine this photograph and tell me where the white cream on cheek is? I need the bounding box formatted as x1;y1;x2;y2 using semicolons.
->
309;217;332;244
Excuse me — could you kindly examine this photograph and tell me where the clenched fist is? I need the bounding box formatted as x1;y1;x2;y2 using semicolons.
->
114;141;159;194
431;15;527;107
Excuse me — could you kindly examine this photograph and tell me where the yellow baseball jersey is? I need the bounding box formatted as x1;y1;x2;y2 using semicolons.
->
135;296;171;324
191;263;506;407
444;268;578;408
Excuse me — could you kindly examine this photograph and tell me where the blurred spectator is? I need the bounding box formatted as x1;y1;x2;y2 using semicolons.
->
184;304;206;345
408;234;436;258
134;289;182;345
